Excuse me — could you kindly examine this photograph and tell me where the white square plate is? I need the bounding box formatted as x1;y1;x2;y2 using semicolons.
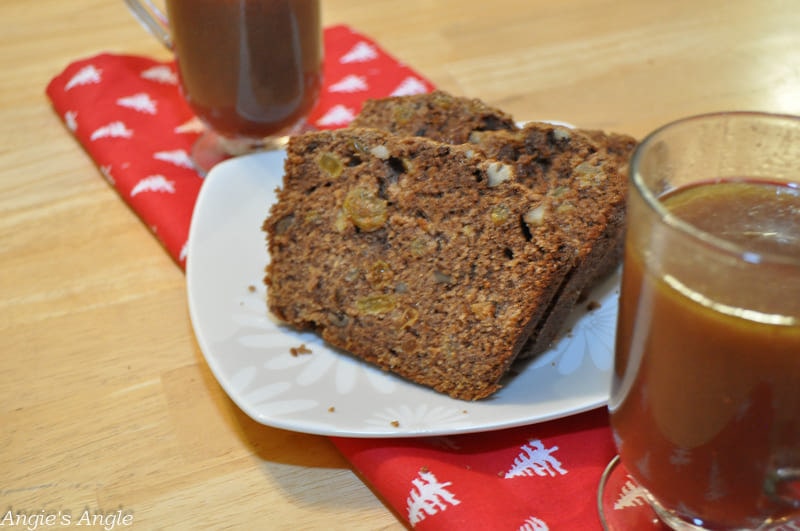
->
186;150;618;437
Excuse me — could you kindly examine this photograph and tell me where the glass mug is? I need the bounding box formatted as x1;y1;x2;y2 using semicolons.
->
124;0;322;174
602;112;800;530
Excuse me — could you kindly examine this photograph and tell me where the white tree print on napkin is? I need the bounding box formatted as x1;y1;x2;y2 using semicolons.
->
328;74;368;93
154;149;193;169
117;93;158;115
90;121;133;141
519;515;549;531
391;76;429;97
614;476;648;510
340;41;378;63
141;65;178;85
130;175;175;197
65;64;102;91
174;117;205;134
64;110;78;132
505;439;567;478
316;104;356;128
406;469;460;526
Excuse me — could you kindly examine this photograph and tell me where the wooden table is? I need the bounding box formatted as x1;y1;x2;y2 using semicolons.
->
2;1;798;528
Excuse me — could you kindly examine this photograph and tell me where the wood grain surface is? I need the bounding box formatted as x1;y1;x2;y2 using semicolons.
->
2;0;799;529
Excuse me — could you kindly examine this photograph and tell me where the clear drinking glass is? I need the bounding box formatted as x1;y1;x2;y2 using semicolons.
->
124;0;322;174
599;112;800;530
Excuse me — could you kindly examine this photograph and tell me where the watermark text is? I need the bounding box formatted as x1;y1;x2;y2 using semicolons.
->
1;507;134;530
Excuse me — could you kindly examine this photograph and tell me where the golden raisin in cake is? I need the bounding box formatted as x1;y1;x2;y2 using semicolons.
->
468;122;635;356
263;128;573;400
350;90;518;144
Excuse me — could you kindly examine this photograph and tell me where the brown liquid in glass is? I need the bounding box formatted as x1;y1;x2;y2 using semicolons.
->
166;0;321;138
611;179;800;527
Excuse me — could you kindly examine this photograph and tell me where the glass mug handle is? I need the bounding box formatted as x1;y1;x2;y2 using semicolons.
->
765;467;800;509
123;0;172;49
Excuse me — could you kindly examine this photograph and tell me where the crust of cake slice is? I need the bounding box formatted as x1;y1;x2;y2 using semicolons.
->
263;128;573;400
351;90;518;144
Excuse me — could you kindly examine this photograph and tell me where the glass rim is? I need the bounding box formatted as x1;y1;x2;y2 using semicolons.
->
630;110;800;268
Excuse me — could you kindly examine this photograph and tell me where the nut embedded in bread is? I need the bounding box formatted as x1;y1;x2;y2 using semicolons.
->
263;128;573;400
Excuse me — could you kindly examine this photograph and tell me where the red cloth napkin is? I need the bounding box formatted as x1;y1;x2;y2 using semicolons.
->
46;24;643;530
332;409;617;530
45;25;435;266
